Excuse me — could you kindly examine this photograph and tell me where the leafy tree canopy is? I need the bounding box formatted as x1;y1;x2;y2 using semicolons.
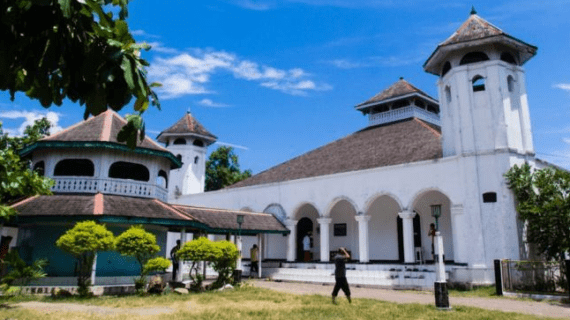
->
1;0;161;148
0;118;53;221
115;225;160;268
505;163;570;262
56;221;115;257
205;146;252;191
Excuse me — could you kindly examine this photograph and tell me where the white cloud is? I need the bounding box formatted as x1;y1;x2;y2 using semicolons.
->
554;83;570;92
147;42;179;54
326;55;424;69
215;141;249;150
0;110;63;136
198;99;231;108
149;49;331;99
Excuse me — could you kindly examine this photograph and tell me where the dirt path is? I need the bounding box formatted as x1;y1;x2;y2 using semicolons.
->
251;280;570;319
15;301;175;316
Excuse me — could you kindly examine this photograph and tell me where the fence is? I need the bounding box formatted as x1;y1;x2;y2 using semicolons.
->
494;259;570;298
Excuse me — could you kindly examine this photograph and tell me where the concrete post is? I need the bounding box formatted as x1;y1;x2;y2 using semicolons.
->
258;233;263;278
398;210;416;264
285;219;298;262
317;218;331;262
355;215;371;263
434;231;450;310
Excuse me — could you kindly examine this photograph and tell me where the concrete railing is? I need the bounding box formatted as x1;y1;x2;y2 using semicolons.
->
52;177;168;202
369;106;440;127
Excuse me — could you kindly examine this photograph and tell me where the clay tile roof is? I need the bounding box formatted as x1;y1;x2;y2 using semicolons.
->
42;110;167;152
172;205;288;234
10;194;195;222
356;78;437;108
157;113;217;143
229;118;442;189
440;13;503;47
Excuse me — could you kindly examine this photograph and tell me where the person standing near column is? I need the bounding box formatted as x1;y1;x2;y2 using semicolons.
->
303;233;311;262
331;247;351;304
428;223;436;261
250;244;259;277
170;240;181;281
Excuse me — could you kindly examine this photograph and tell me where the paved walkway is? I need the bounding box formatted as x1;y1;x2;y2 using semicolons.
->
250;280;570;319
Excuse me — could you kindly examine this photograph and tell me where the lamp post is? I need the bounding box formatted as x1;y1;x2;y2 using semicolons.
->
431;204;450;310
235;214;244;282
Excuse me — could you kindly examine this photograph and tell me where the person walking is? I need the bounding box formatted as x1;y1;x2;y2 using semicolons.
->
250;244;259;277
332;247;351;304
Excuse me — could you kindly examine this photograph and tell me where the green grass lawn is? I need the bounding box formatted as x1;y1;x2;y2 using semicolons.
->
0;285;559;320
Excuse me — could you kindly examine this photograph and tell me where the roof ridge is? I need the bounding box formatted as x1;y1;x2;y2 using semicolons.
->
100;110;114;142
152;199;194;220
172;204;272;216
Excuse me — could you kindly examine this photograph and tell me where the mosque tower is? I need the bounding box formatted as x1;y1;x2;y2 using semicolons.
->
157;112;217;200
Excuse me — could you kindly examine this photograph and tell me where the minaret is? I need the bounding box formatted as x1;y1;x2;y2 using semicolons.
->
157;112;217;200
424;8;537;157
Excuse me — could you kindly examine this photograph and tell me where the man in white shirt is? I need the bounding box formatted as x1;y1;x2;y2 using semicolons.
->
302;233;311;261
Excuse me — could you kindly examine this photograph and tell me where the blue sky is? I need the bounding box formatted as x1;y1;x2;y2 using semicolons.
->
1;0;570;173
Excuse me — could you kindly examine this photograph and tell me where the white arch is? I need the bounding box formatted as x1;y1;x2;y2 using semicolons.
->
291;201;321;219
363;192;404;214
263;203;287;222
407;187;455;210
324;196;359;217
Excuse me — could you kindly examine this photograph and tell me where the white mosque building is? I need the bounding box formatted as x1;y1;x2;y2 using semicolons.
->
166;10;547;286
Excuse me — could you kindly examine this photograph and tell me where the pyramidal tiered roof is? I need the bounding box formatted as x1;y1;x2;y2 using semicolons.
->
21;110;181;168
156;112;217;144
356;78;437;109
424;9;537;74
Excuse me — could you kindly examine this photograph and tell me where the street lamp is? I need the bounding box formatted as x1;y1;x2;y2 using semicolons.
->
235;214;245;282
430;204;450;310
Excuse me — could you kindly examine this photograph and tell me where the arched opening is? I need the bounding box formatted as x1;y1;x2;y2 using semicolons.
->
54;159;95;177
297;217;314;262
391;100;409;110
441;61;451;77
108;161;149;182
365;195;402;262
507;75;516;93
157;170;168;188
460;52;489;65
33;161;45;176
328;199;358;260
173;138;186;145
410;190;454;263
194;156;199;164
397;214;421;262
501;52;517;65
472;75;486;92
263;204;288;259
193;139;204;147
445;86;452;103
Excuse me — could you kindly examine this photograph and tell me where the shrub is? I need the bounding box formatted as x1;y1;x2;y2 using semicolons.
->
1;250;47;293
56;221;114;297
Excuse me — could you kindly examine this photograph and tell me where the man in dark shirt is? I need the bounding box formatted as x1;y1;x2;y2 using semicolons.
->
332;247;351;304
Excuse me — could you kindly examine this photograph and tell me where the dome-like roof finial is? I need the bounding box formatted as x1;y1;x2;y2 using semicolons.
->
470;6;477;15
186;107;191;114
399;76;404;80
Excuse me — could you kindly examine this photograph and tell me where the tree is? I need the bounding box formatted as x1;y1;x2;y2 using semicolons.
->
205;146;252;191
504;163;570;262
55;221;114;297
1;0;161;148
115;225;169;291
0;118;53;222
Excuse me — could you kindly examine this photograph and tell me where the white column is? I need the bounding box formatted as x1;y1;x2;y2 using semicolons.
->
317;218;331;262
91;253;97;286
257;233;263;278
450;204;466;263
398;210;416;264
355;215;371;263
236;235;243;271
435;231;446;281
177;228;186;282
285;219;298;262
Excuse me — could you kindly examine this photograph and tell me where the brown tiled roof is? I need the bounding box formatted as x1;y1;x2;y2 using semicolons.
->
172;205;288;233
157;113;217;142
42;110;167;152
229;118;442;189
11;194;195;222
440;13;503;47
356;78;437;107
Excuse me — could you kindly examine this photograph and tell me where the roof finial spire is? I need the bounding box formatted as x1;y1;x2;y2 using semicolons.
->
470;5;477;15
186;107;191;114
399;76;404;80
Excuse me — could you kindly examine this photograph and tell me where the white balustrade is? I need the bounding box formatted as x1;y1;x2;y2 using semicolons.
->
51;177;168;202
368;106;440;127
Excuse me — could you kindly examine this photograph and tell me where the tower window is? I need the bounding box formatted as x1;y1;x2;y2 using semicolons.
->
472;76;486;92
173;138;186;145
54;159;95;177
392;100;409;110
194;156;199;164
427;104;439;114
33;161;45;176
500;52;517;65
460;52;489;66
157;170;168;188
445;86;452;103
414;99;425;108
507;75;515;92
193;139;204;147
108;161;149;182
483;192;497;203
441;61;451;77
